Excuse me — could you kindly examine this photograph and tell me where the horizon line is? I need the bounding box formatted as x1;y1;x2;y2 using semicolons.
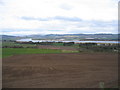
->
1;33;119;37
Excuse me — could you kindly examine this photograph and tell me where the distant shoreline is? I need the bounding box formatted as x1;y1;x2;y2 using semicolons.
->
16;38;119;44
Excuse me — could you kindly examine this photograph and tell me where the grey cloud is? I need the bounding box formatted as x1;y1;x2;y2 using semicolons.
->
0;0;4;5
21;16;82;22
59;3;73;10
76;20;117;28
21;17;49;21
91;20;117;27
2;29;33;32
53;16;82;22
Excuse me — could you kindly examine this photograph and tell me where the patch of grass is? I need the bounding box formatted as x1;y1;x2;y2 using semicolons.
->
0;48;2;58
62;50;79;53
2;48;62;58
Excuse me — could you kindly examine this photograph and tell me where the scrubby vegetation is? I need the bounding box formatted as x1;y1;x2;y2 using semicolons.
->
78;43;119;53
2;41;37;48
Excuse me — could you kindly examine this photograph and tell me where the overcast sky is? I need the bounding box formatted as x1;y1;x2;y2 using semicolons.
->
0;0;118;36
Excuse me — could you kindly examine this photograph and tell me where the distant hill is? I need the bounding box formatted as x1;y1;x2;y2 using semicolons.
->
26;34;118;41
1;35;22;40
1;34;119;41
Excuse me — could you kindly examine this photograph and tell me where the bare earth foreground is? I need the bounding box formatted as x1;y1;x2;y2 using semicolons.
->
3;53;118;88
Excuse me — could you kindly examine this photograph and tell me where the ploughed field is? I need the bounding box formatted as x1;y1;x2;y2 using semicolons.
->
3;53;118;88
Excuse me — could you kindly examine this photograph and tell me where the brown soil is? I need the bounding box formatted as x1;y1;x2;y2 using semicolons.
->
37;45;77;51
3;53;118;88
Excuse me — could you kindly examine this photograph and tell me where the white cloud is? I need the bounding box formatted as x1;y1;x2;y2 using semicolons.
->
0;0;118;35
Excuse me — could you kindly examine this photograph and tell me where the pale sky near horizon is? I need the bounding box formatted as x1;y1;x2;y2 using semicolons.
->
0;0;119;36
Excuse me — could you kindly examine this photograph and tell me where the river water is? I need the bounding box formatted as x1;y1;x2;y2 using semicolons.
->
16;38;119;44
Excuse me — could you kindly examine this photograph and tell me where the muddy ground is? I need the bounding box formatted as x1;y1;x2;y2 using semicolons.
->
37;45;77;51
3;53;118;88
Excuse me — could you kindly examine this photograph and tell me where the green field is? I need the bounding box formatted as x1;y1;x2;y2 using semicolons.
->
2;48;78;58
2;41;119;58
2;48;61;58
